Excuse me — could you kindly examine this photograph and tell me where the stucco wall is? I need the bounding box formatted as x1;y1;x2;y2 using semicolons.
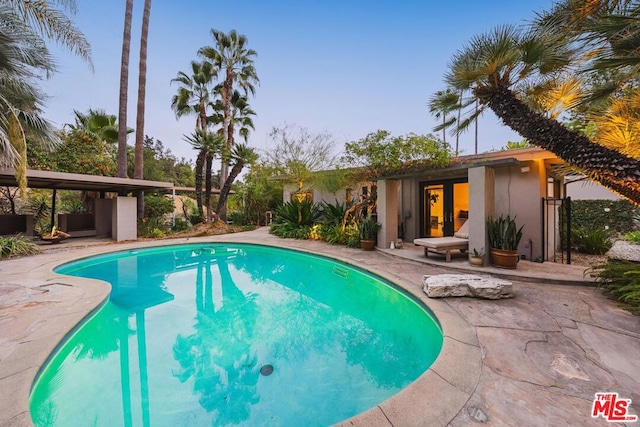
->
565;178;621;201
493;160;545;261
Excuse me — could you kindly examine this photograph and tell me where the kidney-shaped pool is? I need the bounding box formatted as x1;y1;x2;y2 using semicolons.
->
30;243;443;426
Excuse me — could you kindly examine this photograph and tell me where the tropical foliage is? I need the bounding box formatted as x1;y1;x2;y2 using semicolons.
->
487;214;524;251
570;226;613;254
441;1;640;205
342;130;452;179
0;234;40;259
590;261;640;314
0;0;91;192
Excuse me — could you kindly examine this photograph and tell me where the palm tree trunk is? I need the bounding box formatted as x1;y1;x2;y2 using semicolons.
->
134;0;152;218
216;160;244;221
456;90;462;156
117;0;133;179
195;149;205;222
474;98;479;155
204;153;212;221
221;73;233;188
485;86;640;204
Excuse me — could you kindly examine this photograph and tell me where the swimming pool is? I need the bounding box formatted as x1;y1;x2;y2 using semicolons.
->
30;243;443;426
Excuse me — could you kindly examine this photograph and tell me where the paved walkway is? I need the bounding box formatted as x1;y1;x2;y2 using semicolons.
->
1;228;638;426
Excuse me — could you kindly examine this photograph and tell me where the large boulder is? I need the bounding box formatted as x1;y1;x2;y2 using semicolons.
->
423;274;514;299
606;240;640;262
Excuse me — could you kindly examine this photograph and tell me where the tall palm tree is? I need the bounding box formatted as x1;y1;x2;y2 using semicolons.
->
183;130;223;222
209;90;256;220
446;24;640;204
134;0;152;218
199;29;259;189
216;144;258;220
171;61;217;221
117;0;133;178
428;89;458;145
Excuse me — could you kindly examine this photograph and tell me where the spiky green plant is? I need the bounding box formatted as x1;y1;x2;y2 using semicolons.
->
320;200;352;227
358;215;381;240
590;261;640;314
0;235;40;258
487;214;524;251
571;226;613;255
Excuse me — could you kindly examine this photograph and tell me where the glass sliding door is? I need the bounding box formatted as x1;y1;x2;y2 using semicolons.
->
419;179;469;237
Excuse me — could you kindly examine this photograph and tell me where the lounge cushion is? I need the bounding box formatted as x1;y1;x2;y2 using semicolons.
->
453;219;470;239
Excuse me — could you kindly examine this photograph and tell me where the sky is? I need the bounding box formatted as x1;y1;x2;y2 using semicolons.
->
43;0;557;165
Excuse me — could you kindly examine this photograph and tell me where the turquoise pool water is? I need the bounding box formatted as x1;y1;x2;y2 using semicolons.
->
30;244;443;426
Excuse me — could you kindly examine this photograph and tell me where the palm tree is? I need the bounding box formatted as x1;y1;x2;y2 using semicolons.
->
199;29;259;189
134;0;152;218
66;109;125;144
183;130;223;222
1;1;90;191
171;61;217;221
216;144;258;223
446;24;640;204
427;89;459;146
209;90;256;220
117;0;133;178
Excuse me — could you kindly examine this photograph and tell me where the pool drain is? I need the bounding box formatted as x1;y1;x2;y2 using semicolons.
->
260;364;274;376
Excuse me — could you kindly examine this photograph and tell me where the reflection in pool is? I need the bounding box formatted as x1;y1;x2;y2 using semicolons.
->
30;244;443;426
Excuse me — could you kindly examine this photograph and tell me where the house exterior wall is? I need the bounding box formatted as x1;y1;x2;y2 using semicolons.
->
282;182;370;205
565;178;621;201
493;160;546;261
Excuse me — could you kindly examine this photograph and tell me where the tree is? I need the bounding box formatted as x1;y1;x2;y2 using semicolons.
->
428;89;459;146
446;24;640;204
134;0;152;218
265;124;339;191
199;29;259;189
216;144;258;220
1;0;91;192
65;109;130;144
117;0;133;178
171;60;217;220
342;130;452;179
183;130;223;222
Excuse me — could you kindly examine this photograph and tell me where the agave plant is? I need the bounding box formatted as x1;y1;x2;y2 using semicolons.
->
487;214;524;251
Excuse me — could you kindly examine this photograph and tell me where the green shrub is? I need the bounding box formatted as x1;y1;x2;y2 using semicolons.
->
0;235;40;258
138;217;167;238
189;213;202;226
270;222;311;239
487;214;523;250
571;226;613;254
322;223;360;247
144;195;174;219
273;200;322;226
171;218;189;232
227;212;248;226
624;231;640;245
590;261;640;314
320;200;351;226
61;199;86;214
569;199;638;233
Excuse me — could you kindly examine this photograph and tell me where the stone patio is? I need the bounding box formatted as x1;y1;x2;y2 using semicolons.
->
1;228;638;426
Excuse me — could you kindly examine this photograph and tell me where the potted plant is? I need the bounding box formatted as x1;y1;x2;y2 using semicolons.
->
487;214;524;269
359;215;380;251
469;248;485;266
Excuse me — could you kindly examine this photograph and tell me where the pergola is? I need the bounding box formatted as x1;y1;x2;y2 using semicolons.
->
0;168;174;241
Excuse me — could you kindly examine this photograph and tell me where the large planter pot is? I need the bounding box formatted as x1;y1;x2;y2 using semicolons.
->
490;248;519;269
360;239;375;251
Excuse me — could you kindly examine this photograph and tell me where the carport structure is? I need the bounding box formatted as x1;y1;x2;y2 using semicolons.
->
0;168;173;241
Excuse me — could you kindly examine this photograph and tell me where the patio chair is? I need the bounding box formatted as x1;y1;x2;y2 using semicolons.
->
413;219;469;262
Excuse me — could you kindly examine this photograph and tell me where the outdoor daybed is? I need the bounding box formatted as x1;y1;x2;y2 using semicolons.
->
413;219;469;262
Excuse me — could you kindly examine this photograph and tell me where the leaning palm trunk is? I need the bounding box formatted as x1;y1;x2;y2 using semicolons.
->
216;160;244;222
484;87;640;205
194;149;206;222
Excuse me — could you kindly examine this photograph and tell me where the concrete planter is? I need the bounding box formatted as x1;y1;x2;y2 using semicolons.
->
360;239;375;251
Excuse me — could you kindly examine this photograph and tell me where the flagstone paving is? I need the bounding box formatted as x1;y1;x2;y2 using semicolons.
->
0;227;638;426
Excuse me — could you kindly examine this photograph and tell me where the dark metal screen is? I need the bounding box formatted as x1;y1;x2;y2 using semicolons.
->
541;197;572;264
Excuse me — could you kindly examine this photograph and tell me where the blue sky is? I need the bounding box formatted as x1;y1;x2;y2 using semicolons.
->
44;0;556;164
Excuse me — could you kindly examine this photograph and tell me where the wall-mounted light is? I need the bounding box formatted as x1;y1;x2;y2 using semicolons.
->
520;166;530;173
